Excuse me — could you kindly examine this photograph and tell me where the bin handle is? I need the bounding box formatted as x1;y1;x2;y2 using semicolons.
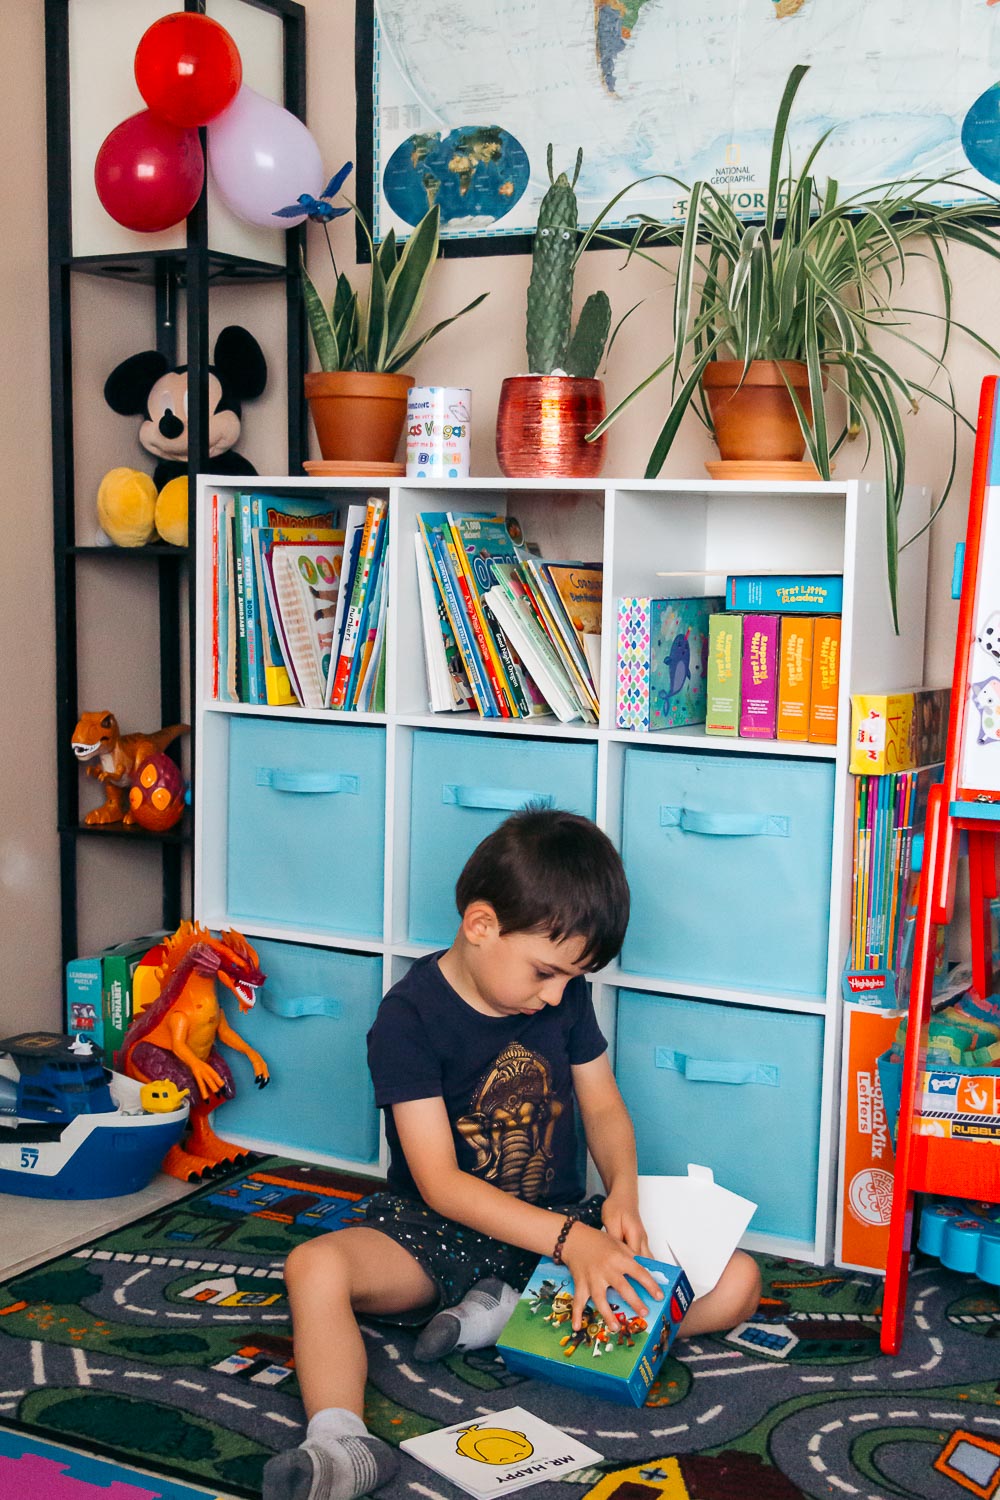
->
442;784;553;812
259;993;343;1019
659;806;789;838
257;768;360;795
655;1047;779;1086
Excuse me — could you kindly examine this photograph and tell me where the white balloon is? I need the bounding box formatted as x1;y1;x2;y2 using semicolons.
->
207;85;323;228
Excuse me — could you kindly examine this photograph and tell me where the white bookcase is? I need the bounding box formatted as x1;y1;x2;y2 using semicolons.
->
194;473;929;1266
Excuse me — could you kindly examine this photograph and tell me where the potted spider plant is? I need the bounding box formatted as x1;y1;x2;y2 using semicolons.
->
300;163;488;465
496;146;614;477
585;64;1000;623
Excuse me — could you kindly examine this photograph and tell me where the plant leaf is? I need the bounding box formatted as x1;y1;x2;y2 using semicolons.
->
301;260;340;372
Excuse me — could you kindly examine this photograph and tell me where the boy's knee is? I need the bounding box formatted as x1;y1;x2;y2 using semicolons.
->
725;1250;762;1325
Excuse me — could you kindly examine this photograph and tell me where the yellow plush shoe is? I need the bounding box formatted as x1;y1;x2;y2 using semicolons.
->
154;475;188;547
96;467;157;547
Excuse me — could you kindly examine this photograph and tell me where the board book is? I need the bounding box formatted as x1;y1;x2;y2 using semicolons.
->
399;1408;602;1498
496;1256;692;1406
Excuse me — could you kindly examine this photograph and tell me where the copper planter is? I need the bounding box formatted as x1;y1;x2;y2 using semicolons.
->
495;375;607;478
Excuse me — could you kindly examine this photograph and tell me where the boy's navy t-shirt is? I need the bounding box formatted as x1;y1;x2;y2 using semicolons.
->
367;951;607;1207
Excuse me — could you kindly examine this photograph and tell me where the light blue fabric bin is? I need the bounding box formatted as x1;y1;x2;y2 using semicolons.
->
407;731;598;946
217;939;382;1165
615;990;824;1242
227;719;385;937
621;748;835;996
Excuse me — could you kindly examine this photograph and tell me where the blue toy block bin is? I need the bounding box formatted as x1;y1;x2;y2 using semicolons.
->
620;747;835;997
407;730;598;947
226;718;386;938
615;990;825;1244
217;938;383;1166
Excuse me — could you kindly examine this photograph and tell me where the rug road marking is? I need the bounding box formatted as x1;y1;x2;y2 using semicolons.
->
828;1477;859;1494
0;1390;26;1399
683;1351;742;1363
809;1454;828;1474
175;1380;207;1393
915;1315;929;1331
852;1374;878;1382
409;1483;450;1500
263;1411;300;1429
217;1391;256;1410
596;1430;638;1439
72;1350;112;1385
818;1421;844;1436
30;1342;44;1388
801;1376;835;1384
974;1416;1000;1430
0;1404;16;1413
125;1371;162;1382
165;1312;202;1321
650;1425;689;1438
696;1406;723;1425
396;1364;425;1385
385;1345;399;1360
697;1362;783;1379
850;1413;878;1423
429;1389;464;1405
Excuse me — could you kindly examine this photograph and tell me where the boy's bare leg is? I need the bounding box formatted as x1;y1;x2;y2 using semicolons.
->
677;1249;762;1338
263;1228;436;1500
286;1226;436;1416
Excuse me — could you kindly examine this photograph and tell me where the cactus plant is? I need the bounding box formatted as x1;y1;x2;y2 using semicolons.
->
525;146;610;379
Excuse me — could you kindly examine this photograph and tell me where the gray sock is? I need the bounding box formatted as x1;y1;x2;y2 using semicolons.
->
262;1407;398;1500
413;1277;519;1362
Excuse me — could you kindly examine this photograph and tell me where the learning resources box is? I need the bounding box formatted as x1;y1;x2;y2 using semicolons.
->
496;1255;693;1406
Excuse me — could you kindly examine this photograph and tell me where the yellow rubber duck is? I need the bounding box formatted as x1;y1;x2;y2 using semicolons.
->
140;1080;190;1113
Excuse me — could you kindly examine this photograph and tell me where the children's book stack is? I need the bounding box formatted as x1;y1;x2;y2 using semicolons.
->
416;510;601;722
65;930;168;1067
211;491;389;713
616;573;842;741
843;761;943;1007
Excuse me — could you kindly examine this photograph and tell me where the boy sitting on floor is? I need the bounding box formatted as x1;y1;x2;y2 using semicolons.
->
264;808;761;1500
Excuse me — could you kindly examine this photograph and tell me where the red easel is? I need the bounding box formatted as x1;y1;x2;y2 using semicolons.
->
881;376;1000;1354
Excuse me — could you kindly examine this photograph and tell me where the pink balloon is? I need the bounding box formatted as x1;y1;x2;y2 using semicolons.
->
95;110;204;233
207;85;323;228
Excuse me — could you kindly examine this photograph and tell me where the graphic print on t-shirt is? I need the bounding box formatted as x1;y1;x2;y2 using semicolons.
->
456;1041;563;1202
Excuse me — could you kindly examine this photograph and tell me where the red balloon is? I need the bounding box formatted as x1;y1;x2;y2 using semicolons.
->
95;110;204;233
135;13;242;128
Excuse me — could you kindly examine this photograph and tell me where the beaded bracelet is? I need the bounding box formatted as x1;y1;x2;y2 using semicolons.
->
551;1213;578;1266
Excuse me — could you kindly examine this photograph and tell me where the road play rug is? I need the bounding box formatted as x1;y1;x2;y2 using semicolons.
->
0;1156;999;1500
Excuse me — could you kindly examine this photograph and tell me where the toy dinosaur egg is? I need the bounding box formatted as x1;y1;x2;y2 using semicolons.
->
128;753;186;832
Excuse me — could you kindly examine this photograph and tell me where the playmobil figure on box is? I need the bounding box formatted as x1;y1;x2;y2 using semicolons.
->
0;1032;189;1199
496;1255;693;1406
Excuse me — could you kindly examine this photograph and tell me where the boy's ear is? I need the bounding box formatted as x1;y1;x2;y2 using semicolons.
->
460;901;500;945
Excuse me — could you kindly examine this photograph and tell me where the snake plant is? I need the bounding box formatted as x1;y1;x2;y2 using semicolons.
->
301;163;487;374
526;146;611;379
584;65;1000;625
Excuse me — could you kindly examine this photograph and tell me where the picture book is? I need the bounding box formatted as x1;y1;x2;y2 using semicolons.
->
497;1256;692;1406
414;531;474;712
329;498;387;710
849;686;950;774
615;597;723;731
254;526;343;707
544;562;603;659
809;616;842;744
270;546;327;708
726;573;843;612
448;511;527;715
739;614;779;738
636;1165;757;1299
102;931;169;1068
523;558;600;716
417;512;498;716
399;1408;603;1499
223;498;238;702
65;955;104;1054
485;571;586;723
776;616;815;741
210;491;221;701
326;506;367;707
271;538;346;690
705;610;742;736
344;510;388;708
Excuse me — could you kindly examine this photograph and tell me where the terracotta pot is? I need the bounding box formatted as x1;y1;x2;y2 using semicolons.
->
495;375;607;478
304;370;413;463
701;360;821;463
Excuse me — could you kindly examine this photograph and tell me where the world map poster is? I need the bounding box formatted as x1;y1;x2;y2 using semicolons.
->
363;0;1000;247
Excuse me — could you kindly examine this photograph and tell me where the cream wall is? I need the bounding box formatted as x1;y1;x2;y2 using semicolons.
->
1;0;997;1031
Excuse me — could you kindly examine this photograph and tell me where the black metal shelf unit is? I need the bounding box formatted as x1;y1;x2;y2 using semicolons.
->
45;0;308;971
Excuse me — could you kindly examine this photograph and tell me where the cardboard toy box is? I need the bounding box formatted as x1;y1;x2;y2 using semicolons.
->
835;1004;902;1274
496;1255;692;1406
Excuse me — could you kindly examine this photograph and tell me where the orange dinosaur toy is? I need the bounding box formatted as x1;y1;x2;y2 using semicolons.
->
119;922;270;1181
71;710;189;825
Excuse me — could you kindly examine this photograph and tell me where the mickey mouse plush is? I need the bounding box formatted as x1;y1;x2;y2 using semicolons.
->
97;326;267;548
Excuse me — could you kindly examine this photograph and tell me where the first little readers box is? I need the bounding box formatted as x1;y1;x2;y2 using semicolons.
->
497;1255;692;1406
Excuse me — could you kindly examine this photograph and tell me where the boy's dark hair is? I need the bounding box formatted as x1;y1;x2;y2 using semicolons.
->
454;806;630;970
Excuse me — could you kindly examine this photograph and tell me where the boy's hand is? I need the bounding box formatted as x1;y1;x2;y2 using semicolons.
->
560;1221;663;1332
601;1188;651;1257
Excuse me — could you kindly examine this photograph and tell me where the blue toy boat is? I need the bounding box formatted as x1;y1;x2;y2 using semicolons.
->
0;1031;189;1198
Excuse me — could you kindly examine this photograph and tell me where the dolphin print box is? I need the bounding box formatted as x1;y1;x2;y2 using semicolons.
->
616;597;724;731
496;1255;693;1405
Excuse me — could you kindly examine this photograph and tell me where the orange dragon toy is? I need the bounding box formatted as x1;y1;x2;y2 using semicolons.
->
119;922;269;1181
71;710;189;825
